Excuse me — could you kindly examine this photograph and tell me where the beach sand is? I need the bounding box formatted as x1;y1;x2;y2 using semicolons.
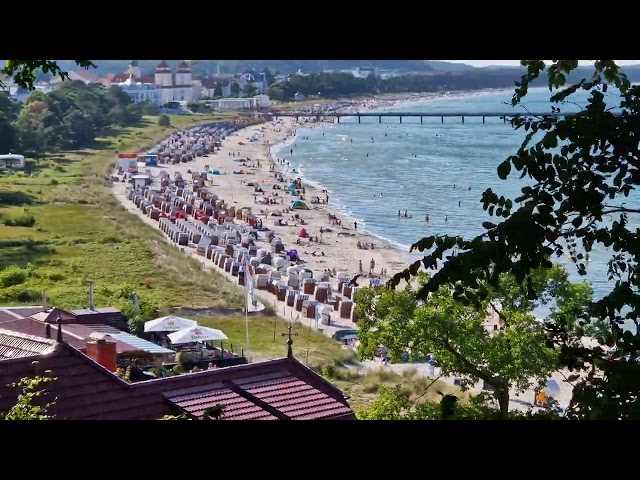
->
111;95;576;412
113;116;411;291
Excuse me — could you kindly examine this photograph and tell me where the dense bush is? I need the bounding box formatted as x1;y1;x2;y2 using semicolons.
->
0;265;28;287
1;214;36;227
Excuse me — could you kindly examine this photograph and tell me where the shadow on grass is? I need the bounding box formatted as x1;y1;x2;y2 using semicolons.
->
0;190;36;206
49;156;76;165
0;241;56;269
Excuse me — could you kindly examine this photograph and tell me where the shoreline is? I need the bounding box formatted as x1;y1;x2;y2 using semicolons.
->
266;87;518;254
113;87;517;298
109;89;577;411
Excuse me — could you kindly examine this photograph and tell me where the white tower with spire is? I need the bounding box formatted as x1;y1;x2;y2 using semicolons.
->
127;60;141;79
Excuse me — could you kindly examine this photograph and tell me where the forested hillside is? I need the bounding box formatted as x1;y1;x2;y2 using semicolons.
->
0;80;144;158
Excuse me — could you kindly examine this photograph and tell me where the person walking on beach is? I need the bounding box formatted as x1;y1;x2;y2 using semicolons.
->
354;221;358;230
359;260;363;274
370;258;375;275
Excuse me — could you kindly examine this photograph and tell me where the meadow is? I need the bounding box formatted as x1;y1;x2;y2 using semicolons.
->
0;114;245;309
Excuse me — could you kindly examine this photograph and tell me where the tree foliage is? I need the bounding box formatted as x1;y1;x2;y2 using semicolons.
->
265;67;638;102
390;60;640;419
242;83;258;98
1;60;95;91
0;80;142;158
357;386;562;420
357;265;590;417
1;375;57;420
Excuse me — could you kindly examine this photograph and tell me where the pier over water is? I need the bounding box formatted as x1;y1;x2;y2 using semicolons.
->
268;111;596;124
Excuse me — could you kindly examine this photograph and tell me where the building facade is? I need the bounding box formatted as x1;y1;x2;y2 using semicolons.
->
104;61;197;105
117;74;161;104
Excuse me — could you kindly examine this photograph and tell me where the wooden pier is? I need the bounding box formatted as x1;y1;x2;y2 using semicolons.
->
268;111;580;124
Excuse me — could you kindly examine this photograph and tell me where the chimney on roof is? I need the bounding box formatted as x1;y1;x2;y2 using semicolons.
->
45;323;51;339
89;282;95;311
56;316;63;343
86;338;117;372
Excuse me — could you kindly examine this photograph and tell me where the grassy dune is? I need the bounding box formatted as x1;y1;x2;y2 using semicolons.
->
0;114;244;309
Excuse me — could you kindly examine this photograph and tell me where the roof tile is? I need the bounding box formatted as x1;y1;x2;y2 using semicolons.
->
0;329;56;359
0;331;355;420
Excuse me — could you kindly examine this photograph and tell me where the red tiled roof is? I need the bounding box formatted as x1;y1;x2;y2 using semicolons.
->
0;329;56;359
0;342;133;420
68;70;101;83
0;316;86;350
0;317;134;354
30;307;75;324
164;383;278;420
0;336;355;420
233;371;354;420
156;61;170;71
4;306;45;318
176;61;191;73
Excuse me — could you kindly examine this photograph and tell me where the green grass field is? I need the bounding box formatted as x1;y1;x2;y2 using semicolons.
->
0;113;245;309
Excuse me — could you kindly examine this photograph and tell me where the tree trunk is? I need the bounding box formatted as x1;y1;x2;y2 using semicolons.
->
495;387;510;420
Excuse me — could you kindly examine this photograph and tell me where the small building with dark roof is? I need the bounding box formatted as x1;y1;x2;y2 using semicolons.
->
0;327;356;420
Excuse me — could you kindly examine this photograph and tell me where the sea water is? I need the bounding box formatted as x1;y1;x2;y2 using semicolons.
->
271;87;637;306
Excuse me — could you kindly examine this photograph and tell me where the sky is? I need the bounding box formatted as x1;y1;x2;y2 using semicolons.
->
443;60;640;67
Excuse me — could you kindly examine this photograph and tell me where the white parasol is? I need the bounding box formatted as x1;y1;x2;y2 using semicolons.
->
168;326;228;344
144;315;198;333
544;379;561;397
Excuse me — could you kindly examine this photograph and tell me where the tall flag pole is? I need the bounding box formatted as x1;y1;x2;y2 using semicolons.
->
243;254;253;363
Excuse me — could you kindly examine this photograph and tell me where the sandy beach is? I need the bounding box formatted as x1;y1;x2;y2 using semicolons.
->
110;92;576;412
113;115;412;290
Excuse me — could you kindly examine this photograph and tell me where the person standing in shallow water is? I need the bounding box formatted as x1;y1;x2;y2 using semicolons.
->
354;221;358;230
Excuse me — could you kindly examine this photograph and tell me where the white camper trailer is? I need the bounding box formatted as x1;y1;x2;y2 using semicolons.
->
0;154;25;170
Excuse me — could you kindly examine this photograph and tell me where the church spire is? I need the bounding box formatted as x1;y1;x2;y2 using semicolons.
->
281;323;299;358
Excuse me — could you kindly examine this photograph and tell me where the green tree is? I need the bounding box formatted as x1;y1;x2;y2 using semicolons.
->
229;82;241;97
213;84;223;98
1;60;95;91
157;114;171;127
242;83;258;98
357;265;587;418
0;94;20;153
1;375;57;420
15;101;55;157
357;386;562;420
391;60;640;420
262;68;276;86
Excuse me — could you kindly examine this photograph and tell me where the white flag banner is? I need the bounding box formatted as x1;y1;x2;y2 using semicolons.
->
247;291;265;312
243;255;255;294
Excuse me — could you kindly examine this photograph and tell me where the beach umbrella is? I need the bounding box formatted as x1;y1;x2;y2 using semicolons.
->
168;326;228;345
544;379;561;397
144;315;198;333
